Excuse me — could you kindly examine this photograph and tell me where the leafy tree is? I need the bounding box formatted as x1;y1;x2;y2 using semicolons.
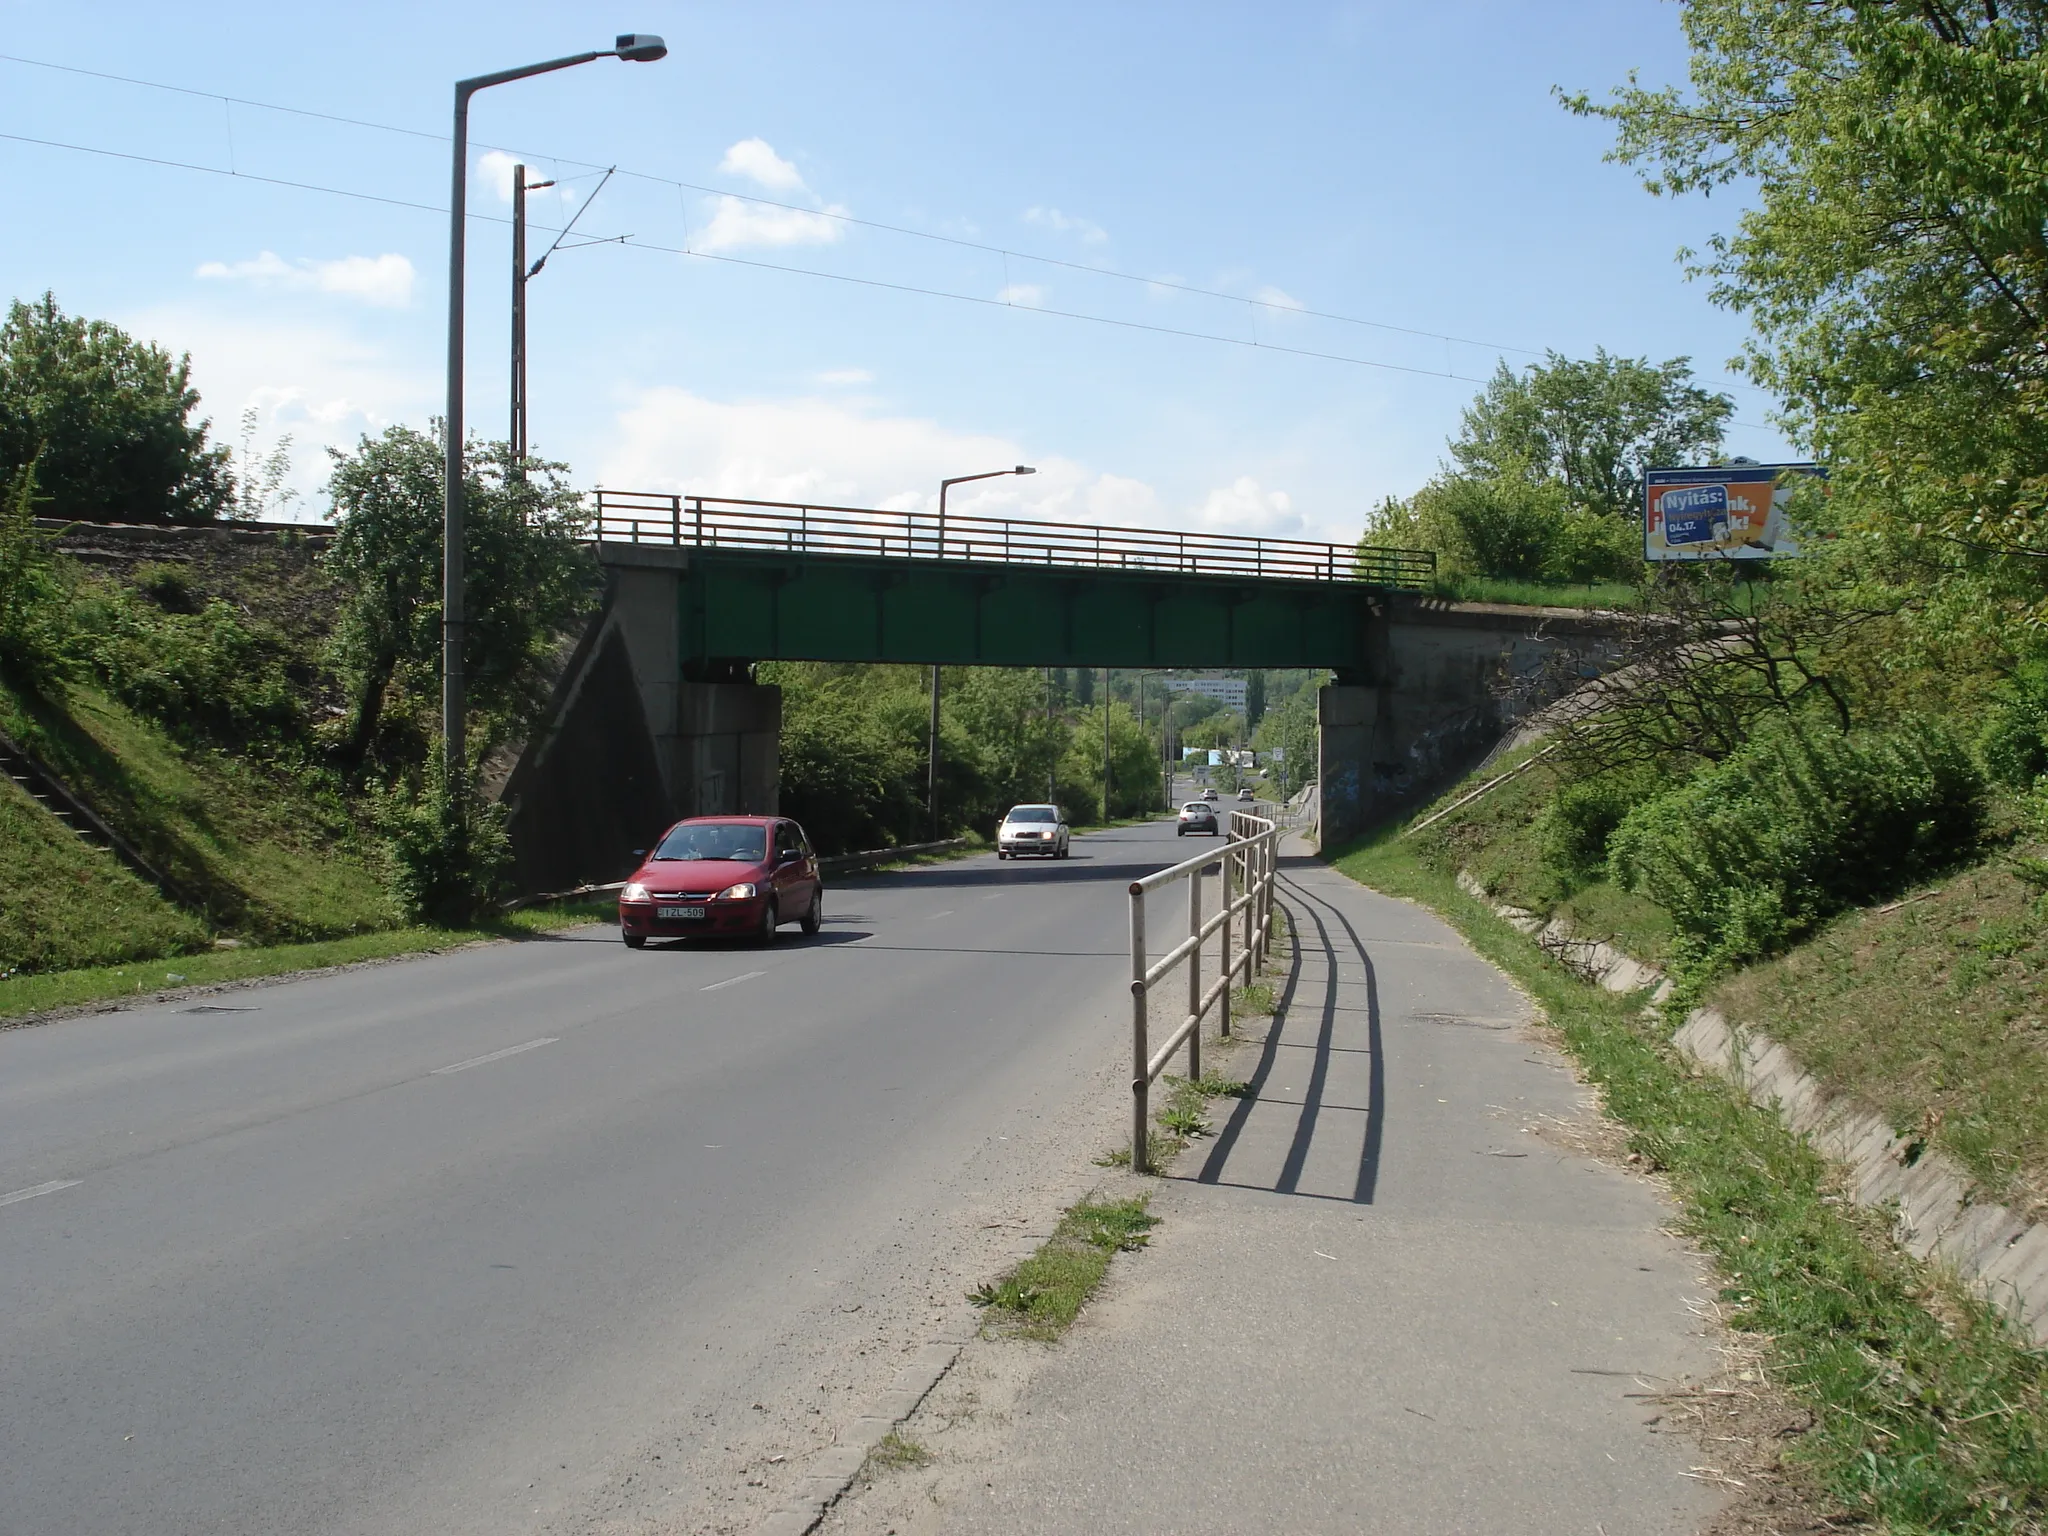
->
1245;670;1266;731
1452;351;1732;523
1366;470;1638;583
322;423;596;773
1060;702;1160;820
0;293;233;524
1253;687;1320;799
0;459;74;687
229;407;298;522
1564;2;2048;590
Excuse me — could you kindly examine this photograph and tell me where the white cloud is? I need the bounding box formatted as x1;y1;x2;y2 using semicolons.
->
718;137;808;193
995;283;1046;308
597;390;1327;555
696;196;847;252
479;149;519;205
813;367;874;386
1253;285;1306;312
1191;476;1304;538
478;149;580;207
195;251;416;308
1024;206;1109;244
124;305;438;515
601;388;1163;527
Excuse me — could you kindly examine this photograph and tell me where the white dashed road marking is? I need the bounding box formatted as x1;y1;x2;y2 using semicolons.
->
431;1038;559;1075
700;971;766;992
0;1180;81;1208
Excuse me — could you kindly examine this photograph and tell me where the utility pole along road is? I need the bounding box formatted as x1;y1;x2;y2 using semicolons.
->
0;825;1181;1535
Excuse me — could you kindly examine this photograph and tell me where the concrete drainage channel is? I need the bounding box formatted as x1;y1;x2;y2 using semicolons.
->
1455;869;2048;1346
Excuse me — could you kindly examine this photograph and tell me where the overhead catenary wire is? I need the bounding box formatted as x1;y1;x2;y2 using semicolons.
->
0;54;1785;425
0;128;1493;385
0;47;1780;394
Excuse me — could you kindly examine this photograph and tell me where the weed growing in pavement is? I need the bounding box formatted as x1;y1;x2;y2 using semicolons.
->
862;1432;932;1476
969;1197;1158;1341
1232;981;1276;1016
1157;1103;1210;1138
1336;830;2048;1533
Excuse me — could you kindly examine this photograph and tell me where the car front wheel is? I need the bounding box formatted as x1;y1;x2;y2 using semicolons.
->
623;932;647;949
757;898;779;944
801;889;822;935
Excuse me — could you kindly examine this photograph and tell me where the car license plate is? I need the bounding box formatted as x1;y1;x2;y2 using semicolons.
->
658;905;705;920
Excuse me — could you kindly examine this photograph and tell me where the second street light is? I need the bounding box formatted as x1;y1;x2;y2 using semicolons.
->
443;33;665;781
926;464;1035;839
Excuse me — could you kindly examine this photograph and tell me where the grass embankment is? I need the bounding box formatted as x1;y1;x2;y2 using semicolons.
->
1337;830;2048;1532
1406;741;1677;965
0;897;614;1025
969;1197;1159;1341
0;679;390;956
1415;736;2048;1232
1428;575;1642;610
1717;858;2048;1227
0;773;204;972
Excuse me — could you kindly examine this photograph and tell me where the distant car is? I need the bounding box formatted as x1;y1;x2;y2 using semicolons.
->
618;816;822;948
1178;801;1219;836
1238;788;1255;802
1201;788;1218;802
997;803;1070;859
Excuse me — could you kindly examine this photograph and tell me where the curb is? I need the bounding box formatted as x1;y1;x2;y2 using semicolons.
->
749;1338;966;1536
1453;869;2048;1346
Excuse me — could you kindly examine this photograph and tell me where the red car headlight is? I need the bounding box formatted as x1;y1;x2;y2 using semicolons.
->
714;882;758;901
621;881;651;902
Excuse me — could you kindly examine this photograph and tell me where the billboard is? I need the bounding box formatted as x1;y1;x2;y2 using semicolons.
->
1643;463;1823;561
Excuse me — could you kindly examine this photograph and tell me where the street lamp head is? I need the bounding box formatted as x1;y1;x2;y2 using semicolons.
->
614;33;667;61
1015;465;1036;475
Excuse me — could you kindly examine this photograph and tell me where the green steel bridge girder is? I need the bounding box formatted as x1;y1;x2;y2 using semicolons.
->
678;548;1390;674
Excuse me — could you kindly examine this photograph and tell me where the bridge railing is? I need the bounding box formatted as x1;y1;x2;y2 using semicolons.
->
1125;808;1281;1171
594;490;1434;589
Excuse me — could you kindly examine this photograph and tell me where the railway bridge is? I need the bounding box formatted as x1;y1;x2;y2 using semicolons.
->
500;493;1622;891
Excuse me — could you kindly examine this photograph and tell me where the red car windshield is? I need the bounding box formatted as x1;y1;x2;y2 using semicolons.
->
654;824;767;862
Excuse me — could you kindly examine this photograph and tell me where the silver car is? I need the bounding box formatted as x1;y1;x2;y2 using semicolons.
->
1178;801;1219;836
997;804;1070;859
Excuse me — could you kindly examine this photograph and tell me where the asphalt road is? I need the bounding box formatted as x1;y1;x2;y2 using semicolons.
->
0;820;1203;1536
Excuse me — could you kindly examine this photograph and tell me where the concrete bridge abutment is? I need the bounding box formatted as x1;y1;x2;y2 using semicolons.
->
1312;598;1625;852
500;546;780;894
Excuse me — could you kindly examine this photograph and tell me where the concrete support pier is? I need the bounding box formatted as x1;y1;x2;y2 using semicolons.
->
501;544;779;894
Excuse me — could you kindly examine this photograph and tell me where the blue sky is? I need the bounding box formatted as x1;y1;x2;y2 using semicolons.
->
0;1;1789;541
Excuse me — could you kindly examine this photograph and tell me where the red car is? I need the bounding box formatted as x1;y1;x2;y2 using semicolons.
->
618;816;823;948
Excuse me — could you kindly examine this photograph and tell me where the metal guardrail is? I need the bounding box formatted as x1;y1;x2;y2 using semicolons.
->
816;837;968;876
595;490;1435;589
1125;808;1282;1171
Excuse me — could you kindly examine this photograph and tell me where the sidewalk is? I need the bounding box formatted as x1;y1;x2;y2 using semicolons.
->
824;838;1731;1535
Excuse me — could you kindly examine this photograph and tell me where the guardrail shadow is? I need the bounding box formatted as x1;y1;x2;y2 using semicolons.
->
1188;875;1385;1204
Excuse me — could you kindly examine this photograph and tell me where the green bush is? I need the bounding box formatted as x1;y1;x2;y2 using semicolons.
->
1607;717;1986;969
1978;664;2048;788
0;460;76;690
1532;763;1663;894
70;582;303;753
380;770;510;926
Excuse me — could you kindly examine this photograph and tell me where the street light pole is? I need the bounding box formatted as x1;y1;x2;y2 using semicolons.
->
925;464;1035;835
443;34;666;782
